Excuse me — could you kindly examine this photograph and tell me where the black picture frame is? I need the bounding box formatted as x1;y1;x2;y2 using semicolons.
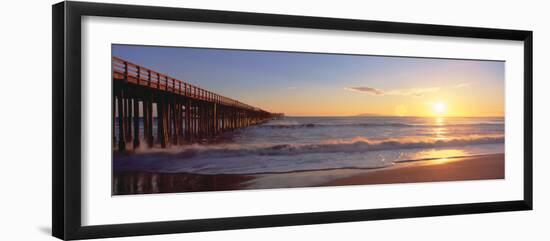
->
52;1;533;240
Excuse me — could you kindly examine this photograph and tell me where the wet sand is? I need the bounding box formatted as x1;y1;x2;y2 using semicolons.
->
113;172;254;195
113;154;504;195
325;153;504;186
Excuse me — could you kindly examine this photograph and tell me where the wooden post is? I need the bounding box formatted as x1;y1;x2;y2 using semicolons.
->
198;102;203;139
213;103;218;135
189;102;193;140
197;102;202;139
204;103;208;138
171;97;178;145
173;100;178;144
157;96;166;148
220;106;224;132
207;103;211;137
146;93;154;147
193;102;199;139
133;97;140;149
235;109;238;129
125;97;132;141
211;104;215;136
185;99;191;141
121;97;127;140
207;104;211;137
117;89;126;151
167;99;172;143
178;101;184;143
162;98;170;147
143;96;149;145
190;102;194;140
112;91;116;147
224;107;227;131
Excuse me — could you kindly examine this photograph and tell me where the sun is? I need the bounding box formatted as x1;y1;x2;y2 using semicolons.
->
432;102;447;116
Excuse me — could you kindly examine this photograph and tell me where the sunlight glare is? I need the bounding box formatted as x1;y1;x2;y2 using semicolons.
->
432;102;447;116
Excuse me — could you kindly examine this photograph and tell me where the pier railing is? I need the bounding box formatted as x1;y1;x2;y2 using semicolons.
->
113;57;262;112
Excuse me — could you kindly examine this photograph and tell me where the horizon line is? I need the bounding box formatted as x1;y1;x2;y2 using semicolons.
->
283;115;505;118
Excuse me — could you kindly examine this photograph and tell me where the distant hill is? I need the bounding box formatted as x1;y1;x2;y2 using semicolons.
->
353;113;383;117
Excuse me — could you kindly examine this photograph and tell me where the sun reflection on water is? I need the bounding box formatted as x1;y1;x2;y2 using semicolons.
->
412;149;469;165
432;117;449;140
435;117;445;126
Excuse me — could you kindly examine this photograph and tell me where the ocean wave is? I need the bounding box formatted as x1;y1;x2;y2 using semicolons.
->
141;135;504;159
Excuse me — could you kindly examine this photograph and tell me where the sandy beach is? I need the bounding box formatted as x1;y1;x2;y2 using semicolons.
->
324;153;504;186
113;153;503;195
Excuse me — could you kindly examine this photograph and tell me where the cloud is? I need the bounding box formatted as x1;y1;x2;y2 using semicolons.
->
344;82;470;97
344;86;437;97
385;87;440;97
344;86;385;95
453;83;470;88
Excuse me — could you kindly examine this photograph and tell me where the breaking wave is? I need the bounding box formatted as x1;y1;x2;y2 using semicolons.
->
142;135;504;159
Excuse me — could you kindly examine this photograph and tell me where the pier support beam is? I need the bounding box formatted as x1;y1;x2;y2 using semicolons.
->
146;94;154;147
124;97;131;141
171;97;178;145
117;89;126;151
133;98;140;149
157;97;167;148
112;92;116;147
143;96;149;146
185;99;191;141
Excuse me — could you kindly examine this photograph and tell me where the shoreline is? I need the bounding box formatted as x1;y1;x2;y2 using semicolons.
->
113;153;504;195
324;153;504;186
113;172;255;195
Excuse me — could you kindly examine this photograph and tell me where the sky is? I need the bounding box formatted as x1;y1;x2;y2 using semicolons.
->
113;44;505;117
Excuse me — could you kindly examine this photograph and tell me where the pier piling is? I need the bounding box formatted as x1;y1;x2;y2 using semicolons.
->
112;57;282;151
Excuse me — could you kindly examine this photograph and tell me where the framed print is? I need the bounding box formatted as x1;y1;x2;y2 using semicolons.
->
52;1;533;240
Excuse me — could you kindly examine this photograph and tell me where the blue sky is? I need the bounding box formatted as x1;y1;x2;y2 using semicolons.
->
113;44;504;117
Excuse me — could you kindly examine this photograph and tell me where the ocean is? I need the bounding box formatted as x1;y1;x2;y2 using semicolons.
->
113;116;504;175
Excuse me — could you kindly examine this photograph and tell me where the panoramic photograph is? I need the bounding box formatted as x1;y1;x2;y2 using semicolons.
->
111;44;505;195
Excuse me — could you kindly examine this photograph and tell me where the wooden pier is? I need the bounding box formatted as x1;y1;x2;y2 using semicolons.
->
112;56;280;151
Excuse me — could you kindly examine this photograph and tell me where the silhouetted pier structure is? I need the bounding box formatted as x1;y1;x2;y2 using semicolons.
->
112;57;281;151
